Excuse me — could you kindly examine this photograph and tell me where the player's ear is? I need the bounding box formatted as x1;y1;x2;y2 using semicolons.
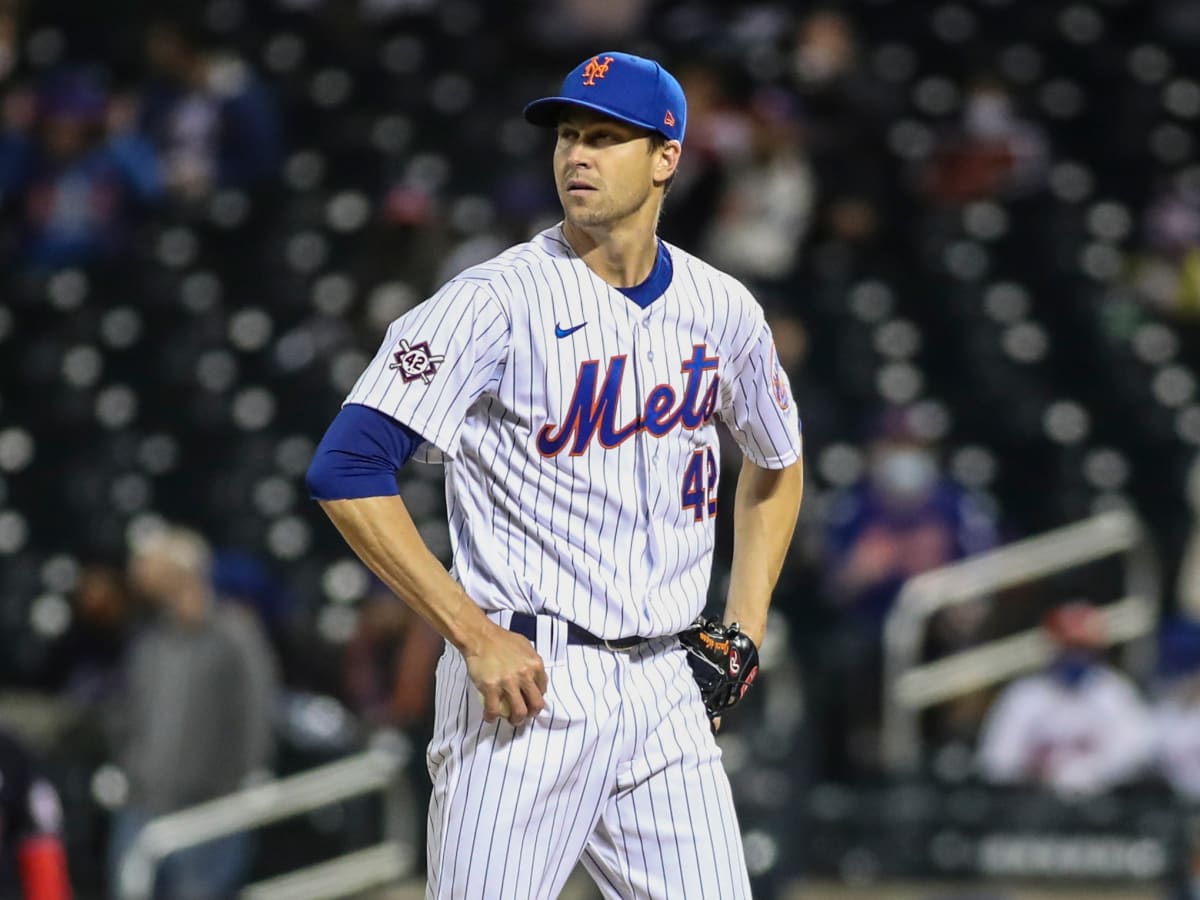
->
654;140;681;187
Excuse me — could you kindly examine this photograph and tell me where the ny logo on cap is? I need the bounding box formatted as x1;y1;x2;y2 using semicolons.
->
581;56;614;86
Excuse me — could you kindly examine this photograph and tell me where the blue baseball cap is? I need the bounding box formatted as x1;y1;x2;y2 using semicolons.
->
524;52;686;145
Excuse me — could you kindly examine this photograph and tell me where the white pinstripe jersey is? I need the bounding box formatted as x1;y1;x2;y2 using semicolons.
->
345;224;802;639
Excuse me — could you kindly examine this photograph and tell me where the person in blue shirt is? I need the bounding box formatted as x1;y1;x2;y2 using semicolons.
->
137;15;285;200
825;407;999;632
0;69;164;271
819;406;1000;773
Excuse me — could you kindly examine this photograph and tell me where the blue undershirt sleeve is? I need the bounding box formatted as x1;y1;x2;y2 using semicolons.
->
305;403;426;500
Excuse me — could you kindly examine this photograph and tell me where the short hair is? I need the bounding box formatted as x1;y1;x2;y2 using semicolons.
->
130;525;213;580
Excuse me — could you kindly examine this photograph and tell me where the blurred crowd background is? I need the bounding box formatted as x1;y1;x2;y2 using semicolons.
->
2;0;1200;897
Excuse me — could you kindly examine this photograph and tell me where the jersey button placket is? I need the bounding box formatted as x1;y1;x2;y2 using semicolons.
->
629;324;657;631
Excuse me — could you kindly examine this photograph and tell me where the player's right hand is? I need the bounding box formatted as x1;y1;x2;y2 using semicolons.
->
464;621;548;727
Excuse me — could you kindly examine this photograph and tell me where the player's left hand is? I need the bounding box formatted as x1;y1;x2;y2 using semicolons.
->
678;618;760;729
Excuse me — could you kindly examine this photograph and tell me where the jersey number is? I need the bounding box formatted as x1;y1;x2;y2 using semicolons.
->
682;446;718;521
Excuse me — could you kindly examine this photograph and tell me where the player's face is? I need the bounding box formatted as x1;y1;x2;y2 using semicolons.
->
553;109;668;229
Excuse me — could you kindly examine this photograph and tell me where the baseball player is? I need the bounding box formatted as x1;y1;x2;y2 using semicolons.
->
307;51;804;898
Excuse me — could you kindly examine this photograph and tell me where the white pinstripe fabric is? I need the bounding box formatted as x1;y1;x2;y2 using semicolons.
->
425;620;752;900
342;224;795;896
344;225;802;641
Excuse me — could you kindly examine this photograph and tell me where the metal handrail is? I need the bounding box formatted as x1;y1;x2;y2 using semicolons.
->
117;739;415;900
241;843;411;900
881;509;1161;772
893;594;1156;709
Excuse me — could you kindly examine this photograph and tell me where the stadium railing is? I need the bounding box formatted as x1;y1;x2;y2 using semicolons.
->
881;509;1162;772
116;734;416;900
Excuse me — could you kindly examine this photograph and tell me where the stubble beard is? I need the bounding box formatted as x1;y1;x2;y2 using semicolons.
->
561;182;653;231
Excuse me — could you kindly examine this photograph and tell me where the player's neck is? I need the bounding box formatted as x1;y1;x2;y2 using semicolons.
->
562;216;659;289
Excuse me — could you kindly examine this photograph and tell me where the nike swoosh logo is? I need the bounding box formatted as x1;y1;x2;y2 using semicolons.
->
555;322;587;339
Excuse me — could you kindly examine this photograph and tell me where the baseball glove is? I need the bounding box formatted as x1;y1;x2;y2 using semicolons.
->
678;617;760;723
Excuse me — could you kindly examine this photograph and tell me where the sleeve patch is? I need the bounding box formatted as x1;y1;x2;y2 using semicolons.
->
389;338;445;385
771;343;791;411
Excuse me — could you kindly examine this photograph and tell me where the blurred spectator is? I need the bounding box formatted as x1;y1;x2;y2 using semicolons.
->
0;726;72;900
1127;177;1200;319
788;7;897;191
1153;616;1200;801
977;601;1154;798
790;6;858;92
788;7;903;254
37;564;135;706
825;408;999;632
342;582;442;731
919;74;1050;207
657;62;745;251
137;15;284;201
817;408;999;773
0;69;163;271
108;525;278;900
700;86;816;284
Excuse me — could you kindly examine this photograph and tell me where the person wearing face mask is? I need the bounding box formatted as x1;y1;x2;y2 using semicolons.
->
976;601;1154;798
817;408;998;773
825;408;998;631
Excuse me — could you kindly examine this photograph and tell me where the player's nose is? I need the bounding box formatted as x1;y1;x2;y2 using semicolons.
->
562;141;592;167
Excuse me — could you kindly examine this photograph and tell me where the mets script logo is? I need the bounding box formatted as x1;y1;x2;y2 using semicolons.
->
537;345;720;457
389;338;444;385
581;56;614;87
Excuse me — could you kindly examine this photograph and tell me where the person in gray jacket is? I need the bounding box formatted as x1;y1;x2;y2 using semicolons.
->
108;524;278;899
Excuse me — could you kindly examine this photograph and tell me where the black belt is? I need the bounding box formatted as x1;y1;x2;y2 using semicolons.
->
508;613;646;651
